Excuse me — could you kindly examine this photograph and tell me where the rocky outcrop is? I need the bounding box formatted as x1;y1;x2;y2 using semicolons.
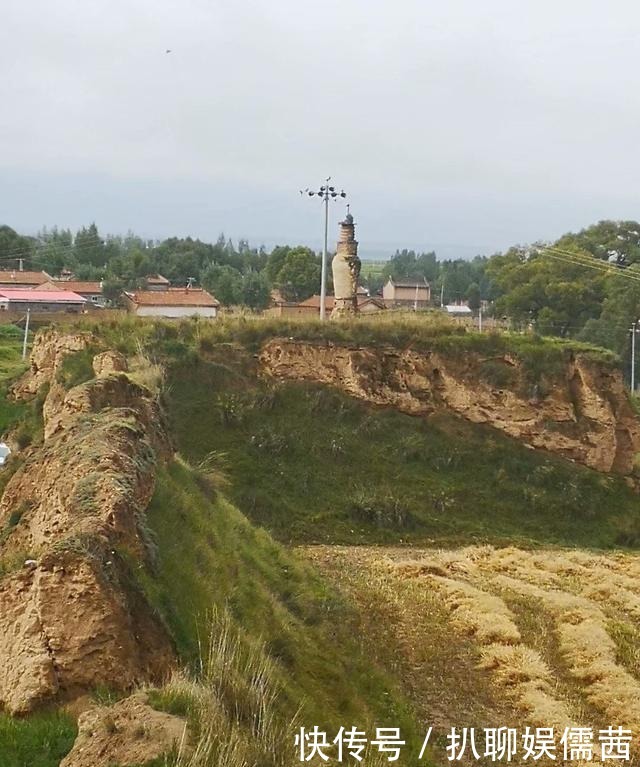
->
60;692;187;767
259;339;640;475
10;328;92;399
93;350;128;377
0;331;174;713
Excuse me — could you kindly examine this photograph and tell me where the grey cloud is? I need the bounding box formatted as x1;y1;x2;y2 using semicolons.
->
1;0;639;256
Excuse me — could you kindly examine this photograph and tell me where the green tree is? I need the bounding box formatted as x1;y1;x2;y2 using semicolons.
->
74;223;105;267
240;271;271;310
0;225;33;266
466;282;481;311
274;247;321;302
265;246;291;284
101;277;125;305
382;249;437;283
486;246;605;335
201;264;242;306
580;266;640;358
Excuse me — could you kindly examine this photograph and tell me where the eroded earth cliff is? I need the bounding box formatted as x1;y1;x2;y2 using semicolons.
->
260;339;640;475
0;331;174;714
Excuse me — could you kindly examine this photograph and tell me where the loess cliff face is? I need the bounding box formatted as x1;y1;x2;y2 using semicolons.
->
0;332;174;714
259;339;640;475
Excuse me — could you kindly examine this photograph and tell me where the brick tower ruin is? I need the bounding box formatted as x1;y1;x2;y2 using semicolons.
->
331;207;361;317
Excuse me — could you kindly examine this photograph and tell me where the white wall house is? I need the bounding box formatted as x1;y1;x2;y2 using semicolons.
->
123;288;220;318
382;277;431;308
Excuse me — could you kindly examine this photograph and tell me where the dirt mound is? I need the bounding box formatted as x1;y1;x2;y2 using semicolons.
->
60;692;187;767
10;328;92;399
261;340;640;474
0;331;175;713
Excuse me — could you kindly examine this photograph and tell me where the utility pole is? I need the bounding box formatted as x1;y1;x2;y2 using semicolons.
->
631;321;640;392
22;309;30;360
301;178;347;321
478;306;483;332
440;279;445;308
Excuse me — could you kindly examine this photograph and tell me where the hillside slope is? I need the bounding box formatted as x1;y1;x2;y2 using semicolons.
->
1;318;640;766
166;339;640;549
0;328;422;766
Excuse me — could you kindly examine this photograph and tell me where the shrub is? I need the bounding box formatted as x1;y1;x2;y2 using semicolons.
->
348;489;417;530
56;347;98;389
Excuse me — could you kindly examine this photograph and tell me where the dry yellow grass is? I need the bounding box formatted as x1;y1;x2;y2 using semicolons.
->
400;546;640;735
304;544;640;765
430;576;521;644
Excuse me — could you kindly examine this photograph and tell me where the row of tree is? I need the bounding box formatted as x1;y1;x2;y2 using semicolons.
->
0;224;327;310
0;223;494;310
3;219;640;360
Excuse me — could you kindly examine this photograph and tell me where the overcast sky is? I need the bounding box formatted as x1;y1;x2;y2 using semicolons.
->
2;0;640;259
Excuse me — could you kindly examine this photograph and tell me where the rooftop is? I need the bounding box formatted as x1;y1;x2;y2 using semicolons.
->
387;277;430;288
145;274;170;285
297;294;384;309
125;288;219;307
0;289;86;303
0;270;52;285
297;295;336;309
445;304;473;314
51;280;103;293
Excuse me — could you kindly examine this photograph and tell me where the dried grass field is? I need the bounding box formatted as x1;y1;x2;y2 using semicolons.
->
304;545;640;765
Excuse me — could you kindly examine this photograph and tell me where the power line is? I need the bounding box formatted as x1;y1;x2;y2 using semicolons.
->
538;246;640;285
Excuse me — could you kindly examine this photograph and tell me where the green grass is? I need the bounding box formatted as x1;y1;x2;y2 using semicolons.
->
166;356;640;550
132;457;421;757
0;316;633;766
0;326;30;438
54;346;100;390
74;313;618;374
0;711;77;767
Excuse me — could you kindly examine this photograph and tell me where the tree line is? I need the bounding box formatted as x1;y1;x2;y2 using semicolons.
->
2;218;640;360
0;222;494;310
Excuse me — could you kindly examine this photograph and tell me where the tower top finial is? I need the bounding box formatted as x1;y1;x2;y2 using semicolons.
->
344;204;353;224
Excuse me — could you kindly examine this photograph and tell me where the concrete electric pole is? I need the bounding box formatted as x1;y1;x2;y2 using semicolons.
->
22;309;30;361
631;321;640;392
301;178;347;321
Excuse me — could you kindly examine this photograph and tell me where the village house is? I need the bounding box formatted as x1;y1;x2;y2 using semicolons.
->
382;277;431;309
123;287;219;318
0;270;52;290
268;293;386;317
0;289;86;313
37;279;106;307
144;274;171;291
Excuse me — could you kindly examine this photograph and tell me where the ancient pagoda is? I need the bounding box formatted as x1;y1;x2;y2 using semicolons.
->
331;207;361;317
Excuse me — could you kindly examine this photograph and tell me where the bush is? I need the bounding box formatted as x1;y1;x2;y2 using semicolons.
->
348;489;418;530
55;347;97;389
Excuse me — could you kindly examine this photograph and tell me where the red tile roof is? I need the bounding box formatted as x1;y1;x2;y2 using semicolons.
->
0;271;51;285
52;280;103;293
297;295;335;309
125;289;219;307
0;289;86;303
